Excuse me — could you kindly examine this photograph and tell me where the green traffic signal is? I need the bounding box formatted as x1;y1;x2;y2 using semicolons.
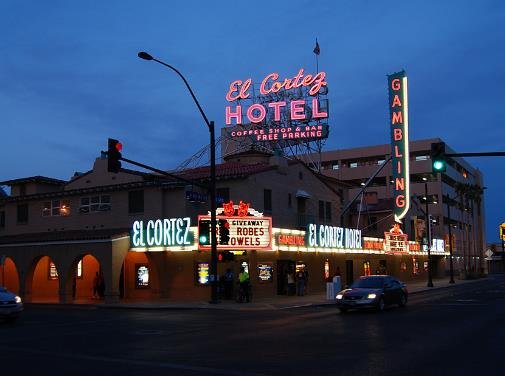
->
432;159;446;172
430;142;446;173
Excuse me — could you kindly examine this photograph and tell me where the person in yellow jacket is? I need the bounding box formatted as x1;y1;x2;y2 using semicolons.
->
238;267;250;303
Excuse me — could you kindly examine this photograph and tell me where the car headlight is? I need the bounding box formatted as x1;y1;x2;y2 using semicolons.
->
15;296;22;304
367;293;377;299
336;294;343;300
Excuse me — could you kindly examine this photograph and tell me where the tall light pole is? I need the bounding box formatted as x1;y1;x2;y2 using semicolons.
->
423;177;434;287
446;194;455;283
137;51;219;304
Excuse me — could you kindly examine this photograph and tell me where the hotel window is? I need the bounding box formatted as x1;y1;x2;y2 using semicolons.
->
264;189;272;212
415;155;428;161
128;190;144;214
79;195;111;213
17;204;28;224
349;162;358;168
42;200;71;217
332;164;339;170
325;201;332;222
216;187;230;203
318;200;325;221
377;159;385;165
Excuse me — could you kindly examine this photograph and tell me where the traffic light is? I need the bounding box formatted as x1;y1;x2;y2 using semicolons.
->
218;251;234;262
430;142;446;173
198;219;211;245
218;219;230;245
107;138;122;173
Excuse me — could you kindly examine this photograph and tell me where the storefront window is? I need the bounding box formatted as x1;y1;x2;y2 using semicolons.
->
363;261;371;276
196;262;210;285
412;257;419;275
135;264;149;288
324;259;330;280
43;200;70;217
257;263;273;283
48;261;59;280
400;261;407;272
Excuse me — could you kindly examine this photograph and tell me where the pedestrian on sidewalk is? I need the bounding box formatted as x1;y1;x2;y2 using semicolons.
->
287;270;295;295
238;266;250;303
296;269;306;296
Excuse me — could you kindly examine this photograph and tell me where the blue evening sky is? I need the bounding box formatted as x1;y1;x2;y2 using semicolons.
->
1;0;504;243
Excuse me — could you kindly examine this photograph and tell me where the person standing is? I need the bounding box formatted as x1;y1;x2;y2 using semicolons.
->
238;266;250;303
296;269;306;296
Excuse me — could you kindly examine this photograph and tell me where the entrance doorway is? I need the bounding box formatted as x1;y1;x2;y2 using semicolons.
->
277;260;295;295
345;260;354;287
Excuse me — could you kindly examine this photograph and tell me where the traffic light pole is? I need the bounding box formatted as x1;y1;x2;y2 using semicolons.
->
138;51;219;304
424;181;434;287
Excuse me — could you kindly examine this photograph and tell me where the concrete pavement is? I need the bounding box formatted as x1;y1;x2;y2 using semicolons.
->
94;276;487;311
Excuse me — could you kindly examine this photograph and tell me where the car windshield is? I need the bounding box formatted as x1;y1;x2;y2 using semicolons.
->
351;277;384;289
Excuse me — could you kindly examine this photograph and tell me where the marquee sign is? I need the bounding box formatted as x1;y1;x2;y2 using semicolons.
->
384;224;408;254
388;71;410;222
306;224;362;249
198;201;272;251
225;68;329;142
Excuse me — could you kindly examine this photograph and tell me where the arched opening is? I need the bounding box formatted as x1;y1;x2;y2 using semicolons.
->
0;257;20;293
70;254;102;303
121;252;159;301
30;256;59;303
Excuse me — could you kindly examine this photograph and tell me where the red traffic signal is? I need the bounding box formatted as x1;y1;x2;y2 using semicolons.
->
107;138;122;173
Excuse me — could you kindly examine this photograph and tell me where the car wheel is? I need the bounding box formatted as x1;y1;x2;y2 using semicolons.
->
339;307;348;314
376;297;385;312
398;294;407;307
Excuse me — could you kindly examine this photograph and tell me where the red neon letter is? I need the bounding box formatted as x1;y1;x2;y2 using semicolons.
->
393;128;403;141
395;177;405;191
247;104;266;123
268;101;286;121
396;195;406;208
391;94;402;108
260;72;279;95
308;72;327;95
225;106;242;125
391;78;401;91
290;100;305;120
312;98;328;118
392;111;403;124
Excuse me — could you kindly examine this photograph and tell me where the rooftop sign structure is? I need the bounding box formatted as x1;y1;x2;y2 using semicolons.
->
224;68;330;143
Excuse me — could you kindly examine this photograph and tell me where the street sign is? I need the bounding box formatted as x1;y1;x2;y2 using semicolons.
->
485;249;493;258
500;222;505;241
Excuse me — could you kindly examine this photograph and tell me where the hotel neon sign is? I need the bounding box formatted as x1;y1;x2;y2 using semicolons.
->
225;68;329;142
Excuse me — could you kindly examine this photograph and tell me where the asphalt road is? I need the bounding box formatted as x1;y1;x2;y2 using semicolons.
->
1;275;504;376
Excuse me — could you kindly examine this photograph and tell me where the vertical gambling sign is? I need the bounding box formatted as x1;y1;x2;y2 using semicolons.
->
388;71;410;223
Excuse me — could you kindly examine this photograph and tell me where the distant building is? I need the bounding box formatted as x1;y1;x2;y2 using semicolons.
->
316;138;486;277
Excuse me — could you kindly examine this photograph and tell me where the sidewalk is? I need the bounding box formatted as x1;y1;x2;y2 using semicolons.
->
94;276;487;312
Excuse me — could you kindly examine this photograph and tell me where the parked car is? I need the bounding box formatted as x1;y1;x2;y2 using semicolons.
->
335;275;408;313
0;287;23;321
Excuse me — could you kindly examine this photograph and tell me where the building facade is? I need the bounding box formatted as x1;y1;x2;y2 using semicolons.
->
317;138;486;277
0;149;446;305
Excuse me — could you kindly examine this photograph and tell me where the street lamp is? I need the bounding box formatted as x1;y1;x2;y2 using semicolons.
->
138;51;219;304
422;177;434;287
446;194;455;283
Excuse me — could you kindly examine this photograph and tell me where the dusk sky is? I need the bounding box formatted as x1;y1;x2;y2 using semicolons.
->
1;0;504;243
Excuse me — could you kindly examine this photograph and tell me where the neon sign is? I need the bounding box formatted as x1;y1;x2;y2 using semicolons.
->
131;217;192;248
224;68;329;143
384;224;408;254
388;71;410;222
306;224;362;249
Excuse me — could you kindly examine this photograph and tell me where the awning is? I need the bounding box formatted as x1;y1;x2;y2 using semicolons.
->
295;189;311;199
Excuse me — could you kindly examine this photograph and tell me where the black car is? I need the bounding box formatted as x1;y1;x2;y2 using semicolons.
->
335;275;408;313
